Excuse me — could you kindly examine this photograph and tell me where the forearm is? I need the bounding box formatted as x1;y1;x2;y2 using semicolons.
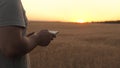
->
0;27;54;58
11;31;53;58
2;34;39;58
23;35;38;54
13;34;39;58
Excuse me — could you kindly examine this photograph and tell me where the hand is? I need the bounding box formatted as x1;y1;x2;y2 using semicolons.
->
35;30;56;46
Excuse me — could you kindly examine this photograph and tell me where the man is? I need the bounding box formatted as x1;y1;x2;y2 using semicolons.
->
0;0;55;68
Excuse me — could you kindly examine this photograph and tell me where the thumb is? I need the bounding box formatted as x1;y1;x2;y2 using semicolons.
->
26;32;35;37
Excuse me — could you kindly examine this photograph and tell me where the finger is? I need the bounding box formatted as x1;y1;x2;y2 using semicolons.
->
40;29;48;33
39;40;51;46
51;37;54;40
51;34;56;38
26;32;35;37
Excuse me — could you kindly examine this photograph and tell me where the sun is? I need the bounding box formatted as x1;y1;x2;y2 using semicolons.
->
77;19;85;23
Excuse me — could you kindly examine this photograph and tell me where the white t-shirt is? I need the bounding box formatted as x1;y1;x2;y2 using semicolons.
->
0;0;28;68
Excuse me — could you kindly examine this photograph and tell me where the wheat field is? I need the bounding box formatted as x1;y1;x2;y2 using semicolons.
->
27;21;120;68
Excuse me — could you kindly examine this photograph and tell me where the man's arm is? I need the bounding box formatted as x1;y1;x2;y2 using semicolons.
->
0;26;54;58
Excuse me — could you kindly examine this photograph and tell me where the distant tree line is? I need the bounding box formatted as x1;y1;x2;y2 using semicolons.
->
90;20;120;24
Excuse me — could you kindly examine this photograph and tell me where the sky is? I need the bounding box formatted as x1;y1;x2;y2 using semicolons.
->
22;0;120;22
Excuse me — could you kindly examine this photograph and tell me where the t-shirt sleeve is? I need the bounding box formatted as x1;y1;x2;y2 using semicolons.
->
0;0;27;27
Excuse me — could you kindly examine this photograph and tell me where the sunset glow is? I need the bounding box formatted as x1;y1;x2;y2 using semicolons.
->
22;0;120;22
77;20;85;23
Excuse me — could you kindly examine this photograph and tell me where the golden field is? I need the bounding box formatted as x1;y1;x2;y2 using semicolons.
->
27;21;120;68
